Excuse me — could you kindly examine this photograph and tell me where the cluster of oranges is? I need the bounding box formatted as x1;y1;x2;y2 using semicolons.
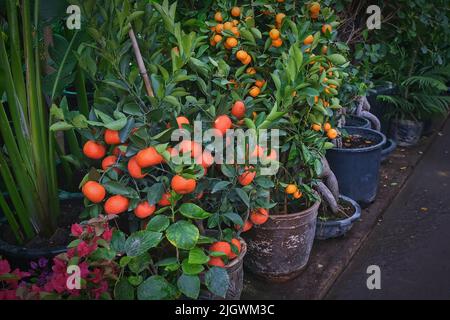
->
312;122;339;140
210;7;241;49
208;239;242;267
234;207;270;236
309;1;321;19
285;184;303;199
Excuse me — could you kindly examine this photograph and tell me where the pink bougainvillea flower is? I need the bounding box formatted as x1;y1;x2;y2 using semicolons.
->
71;224;84;237
102;228;113;242
77;241;91;258
91;280;109;300
0;259;11;274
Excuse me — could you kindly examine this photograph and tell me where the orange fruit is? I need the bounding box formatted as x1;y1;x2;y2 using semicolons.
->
176;116;190;129
215;23;224;33
83;140;106;160
312;123;322;131
102;155;118;171
324;123;332;132
314;96;319;104
210;38;217;46
269;28;280;40
231;101;246;119
303;35;314;45
104;129;121;145
224;21;233;30
231;26;240;37
250;208;269;225
112;144;127;157
158;192;173;207
229;238;241;259
209;241;232;257
213;115;232;135
285;184;298;194
171;175;197;195
293;190;303;199
208;257;225;267
214;12;223;22
327;128;338;139
236;220;253;232
225;37;238;48
196;150;214;168
271;38;283;47
136;147;163;168
213;34;223;44
242;55;252;65
232;19;239;26
128;157;146;179
104;195;129;215
255;79;266;88
275;13;286;25
249;86;260;97
134;201;156;219
82;181;106;203
236;50;248;62
238;166;256;186
246;67;257;75
322;24;332;34
231;6;241;17
310;2;321;14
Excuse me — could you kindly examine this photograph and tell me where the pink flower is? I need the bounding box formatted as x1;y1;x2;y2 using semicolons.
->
77;241;91;258
71;224;84;237
91;280;109;300
67;248;76;259
90;268;103;284
0;259;11;274
102;228;113;242
52;258;67;274
0;290;18;300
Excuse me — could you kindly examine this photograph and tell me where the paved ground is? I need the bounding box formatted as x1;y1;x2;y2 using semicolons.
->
326;118;450;300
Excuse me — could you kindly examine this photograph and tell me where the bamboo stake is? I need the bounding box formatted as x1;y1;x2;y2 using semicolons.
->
128;26;154;98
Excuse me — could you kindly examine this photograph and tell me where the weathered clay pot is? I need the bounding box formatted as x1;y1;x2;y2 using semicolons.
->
200;238;247;300
243;200;320;282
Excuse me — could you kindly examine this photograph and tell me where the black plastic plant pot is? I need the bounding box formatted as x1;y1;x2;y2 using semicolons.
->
326;127;386;207
345;115;371;129
315;195;361;240
390;119;424;147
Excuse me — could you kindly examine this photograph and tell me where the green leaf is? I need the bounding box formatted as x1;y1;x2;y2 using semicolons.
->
137;276;178;300
111;230;126;253
114;278;135;300
124;231;163;257
327;54;347;66
221;165;235;178
235;188;250;207
179;203;211;220
129;253;151;274
50;122;73;131
146;183;164;205
166;221;199;250
146;215;170;232
223;213;244;226
205;267;230;298
103;181;130;196
188;247;210;265
212;181;231;194
182;259;204;275
177;274;200;299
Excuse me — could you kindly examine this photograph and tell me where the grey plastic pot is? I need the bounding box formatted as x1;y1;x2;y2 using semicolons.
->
390;119;424;147
243;199;320;282
381;139;397;162
326;127;386;207
315;195;361;240
345;115;371;129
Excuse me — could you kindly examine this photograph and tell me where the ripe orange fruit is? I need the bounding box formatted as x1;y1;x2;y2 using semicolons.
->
246;67;257;75
128;157;146;179
214;12;223;22
213;115;232;135
83;140;106;160
310;2;321;14
324;123;332;132
113;144;127;157
327;128;338;139
271;38;283;47
238;166;256;186
210;241;232;257
104;195;129;215
224;21;233;30
236;50;248;62
136;147;163;168
102;155;118;171
229;238;241;259
312;123;322;131
249;86;261;98
210;38;217;46
196;150;214;168
243;220;253;232
134;201;156;219
275;13;286;25
255;79;266;88
176;116;190;129
250;208;269;225
213;34;223;44
242;55;252;65
82;181;106;203
171;175;197;195
225;37;238;48
231;101;246;119
158;192;173;206
231;6;241;17
232;19;239;26
215;23;224;33
303;35;314;45
314;96;319;104
231;26;240;37
208;257;225;267
322;24;332;34
293;190;303;199
285;184;298;194
104;129;121;145
269;28;280;40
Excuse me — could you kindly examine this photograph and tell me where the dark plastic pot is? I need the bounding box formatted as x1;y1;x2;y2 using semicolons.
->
390;119;424;147
345;115;371;129
381;139;397;162
367;85;397;135
315;195;361;240
243;199;320;282
200;238;247;300
326;127;386;207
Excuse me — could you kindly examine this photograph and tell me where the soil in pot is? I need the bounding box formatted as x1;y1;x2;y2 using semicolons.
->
318;198;355;222
0;199;84;252
341;134;376;149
